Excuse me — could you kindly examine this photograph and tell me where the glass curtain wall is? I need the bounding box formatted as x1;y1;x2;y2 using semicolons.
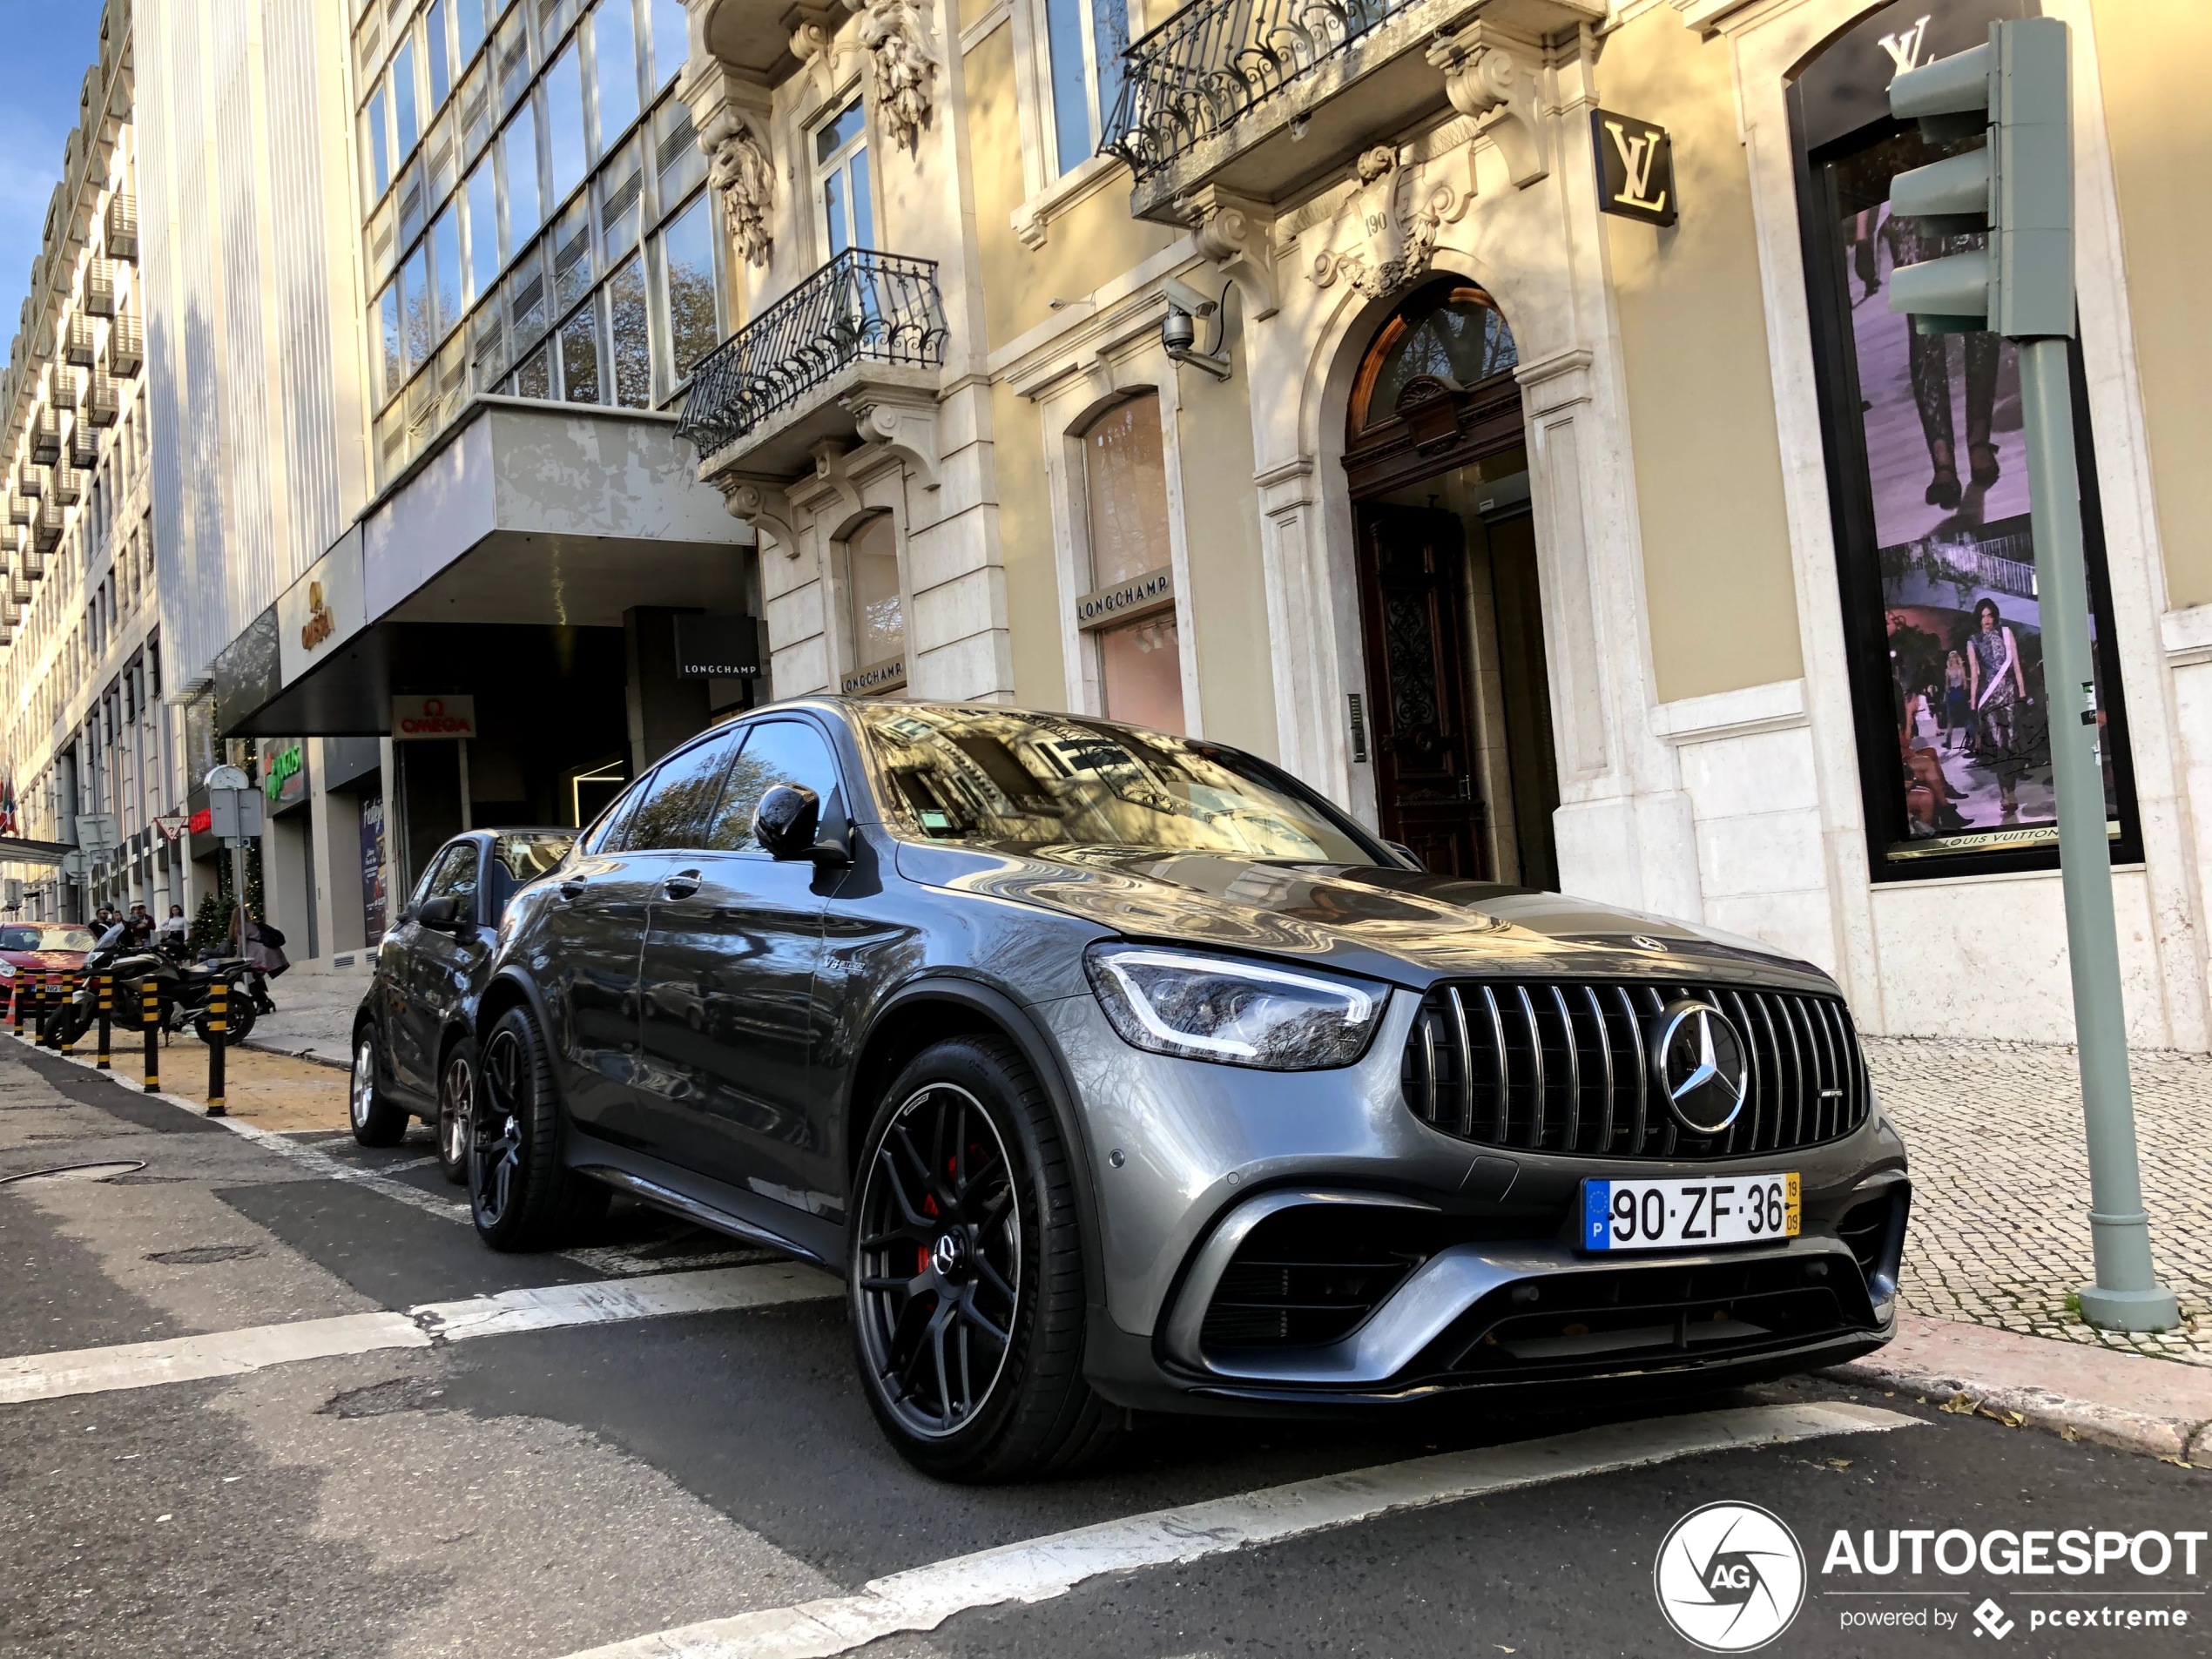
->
353;0;717;489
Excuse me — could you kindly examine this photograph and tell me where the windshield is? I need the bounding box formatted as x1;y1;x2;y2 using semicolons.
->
492;832;575;881
858;706;1384;864
0;926;97;952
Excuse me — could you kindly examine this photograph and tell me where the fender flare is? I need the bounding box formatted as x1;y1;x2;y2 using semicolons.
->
856;975;1108;1318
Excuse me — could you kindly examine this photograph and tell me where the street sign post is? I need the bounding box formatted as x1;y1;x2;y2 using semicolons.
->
205;765;260;985
1888;19;2177;1332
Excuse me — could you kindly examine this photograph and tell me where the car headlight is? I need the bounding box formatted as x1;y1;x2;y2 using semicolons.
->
1083;944;1387;1070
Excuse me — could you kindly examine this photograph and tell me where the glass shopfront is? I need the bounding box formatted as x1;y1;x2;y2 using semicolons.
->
1791;0;2140;879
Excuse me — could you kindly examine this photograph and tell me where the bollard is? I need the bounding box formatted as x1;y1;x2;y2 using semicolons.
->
142;981;161;1093
31;969;47;1045
205;978;227;1116
55;973;78;1054
95;973;111;1070
8;968;20;1035
39;971;59;1049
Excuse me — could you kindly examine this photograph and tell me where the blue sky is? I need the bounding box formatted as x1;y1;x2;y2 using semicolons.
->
0;0;108;355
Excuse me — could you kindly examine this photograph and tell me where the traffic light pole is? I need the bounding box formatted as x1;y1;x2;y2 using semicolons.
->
2016;339;2177;1331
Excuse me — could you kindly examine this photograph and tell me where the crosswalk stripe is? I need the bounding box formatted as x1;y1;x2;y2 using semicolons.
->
563;1401;1919;1659
0;1263;840;1405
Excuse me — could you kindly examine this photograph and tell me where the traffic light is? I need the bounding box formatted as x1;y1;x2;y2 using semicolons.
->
1886;17;2073;340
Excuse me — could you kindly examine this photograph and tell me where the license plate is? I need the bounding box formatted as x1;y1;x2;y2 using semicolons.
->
1581;1173;1800;1251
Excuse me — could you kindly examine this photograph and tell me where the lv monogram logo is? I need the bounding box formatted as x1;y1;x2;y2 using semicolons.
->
1878;15;1932;79
1604;121;1668;216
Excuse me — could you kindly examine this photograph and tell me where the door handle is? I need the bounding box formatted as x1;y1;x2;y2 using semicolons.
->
662;871;702;900
559;879;586;900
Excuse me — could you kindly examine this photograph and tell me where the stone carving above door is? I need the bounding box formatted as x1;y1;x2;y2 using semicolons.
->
1305;146;1469;300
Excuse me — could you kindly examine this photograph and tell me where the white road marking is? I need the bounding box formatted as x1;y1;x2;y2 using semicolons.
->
0;1312;429;1404
414;1263;839;1340
0;1263;840;1406
564;1401;1919;1659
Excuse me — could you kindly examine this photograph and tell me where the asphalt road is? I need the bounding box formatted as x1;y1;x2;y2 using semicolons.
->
2;1039;2206;1659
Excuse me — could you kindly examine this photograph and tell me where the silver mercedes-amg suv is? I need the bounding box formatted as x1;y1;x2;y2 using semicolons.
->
465;698;1909;1480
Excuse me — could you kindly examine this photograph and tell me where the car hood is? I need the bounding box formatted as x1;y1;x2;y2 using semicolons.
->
2;950;86;971
894;842;1836;992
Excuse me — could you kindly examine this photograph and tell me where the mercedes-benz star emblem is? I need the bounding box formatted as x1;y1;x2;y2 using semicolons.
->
1653;999;1750;1136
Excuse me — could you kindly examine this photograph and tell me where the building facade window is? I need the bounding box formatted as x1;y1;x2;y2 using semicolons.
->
355;0;719;484
813;94;873;256
1076;394;1181;733
1040;0;1130;177
1791;0;2140;880
839;513;906;692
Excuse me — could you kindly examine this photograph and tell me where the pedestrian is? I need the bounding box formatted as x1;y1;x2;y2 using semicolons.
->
1941;649;1968;751
125;902;153;947
226;911;288;1014
157;903;188;961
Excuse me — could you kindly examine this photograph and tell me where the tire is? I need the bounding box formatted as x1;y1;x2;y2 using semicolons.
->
848;1035;1117;1482
435;1035;478;1185
349;1023;410;1147
195;1001;257;1045
469;1004;608;1251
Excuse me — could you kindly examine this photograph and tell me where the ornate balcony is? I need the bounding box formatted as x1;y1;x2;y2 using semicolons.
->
678;248;948;482
1100;0;1600;219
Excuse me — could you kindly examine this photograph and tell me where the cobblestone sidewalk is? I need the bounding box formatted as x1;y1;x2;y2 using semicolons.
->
1870;1035;2212;1365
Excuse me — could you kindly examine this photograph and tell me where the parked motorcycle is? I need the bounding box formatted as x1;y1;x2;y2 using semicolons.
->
47;924;260;1048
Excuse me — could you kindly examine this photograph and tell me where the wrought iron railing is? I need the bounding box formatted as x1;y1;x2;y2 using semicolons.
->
677;249;948;457
1100;0;1419;181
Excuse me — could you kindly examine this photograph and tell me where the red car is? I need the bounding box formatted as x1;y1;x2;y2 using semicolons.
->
0;922;98;1015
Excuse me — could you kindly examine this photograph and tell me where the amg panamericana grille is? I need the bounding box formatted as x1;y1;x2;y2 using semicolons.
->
1400;981;1869;1159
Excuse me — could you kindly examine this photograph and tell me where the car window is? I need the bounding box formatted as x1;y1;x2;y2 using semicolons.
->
0;927;39;950
627;731;742;850
427;842;482;905
492;832;574;880
708;719;844;851
582;774;648;853
858;705;1383;863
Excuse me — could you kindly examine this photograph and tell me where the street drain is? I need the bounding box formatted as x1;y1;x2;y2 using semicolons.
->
0;1160;147;1185
145;1244;263;1265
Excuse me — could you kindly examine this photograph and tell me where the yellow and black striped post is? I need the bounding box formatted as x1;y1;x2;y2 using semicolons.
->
31;969;48;1044
55;973;78;1054
205;979;227;1116
94;973;111;1070
142;981;161;1093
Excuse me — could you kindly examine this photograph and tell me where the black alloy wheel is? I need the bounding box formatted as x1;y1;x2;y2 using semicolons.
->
855;1082;1022;1440
849;1036;1118;1481
435;1036;478;1184
469;1004;607;1251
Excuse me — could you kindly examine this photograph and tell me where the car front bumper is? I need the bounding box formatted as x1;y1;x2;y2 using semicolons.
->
1032;986;1908;1408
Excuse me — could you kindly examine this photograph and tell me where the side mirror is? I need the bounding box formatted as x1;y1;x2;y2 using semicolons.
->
417;894;459;930
754;784;851;867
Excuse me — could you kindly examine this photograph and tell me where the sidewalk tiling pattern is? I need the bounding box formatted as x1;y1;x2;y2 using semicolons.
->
1870;1036;2212;1365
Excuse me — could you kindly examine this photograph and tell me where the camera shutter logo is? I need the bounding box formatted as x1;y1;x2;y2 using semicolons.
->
1653;998;1750;1136
1654;1501;1804;1652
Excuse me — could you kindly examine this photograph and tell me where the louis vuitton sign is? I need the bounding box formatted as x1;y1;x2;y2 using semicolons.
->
1592;109;1676;228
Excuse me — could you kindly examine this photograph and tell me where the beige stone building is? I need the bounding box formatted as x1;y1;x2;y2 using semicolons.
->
666;0;2212;1050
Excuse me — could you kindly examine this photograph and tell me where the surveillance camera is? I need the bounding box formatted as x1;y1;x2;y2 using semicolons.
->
1161;307;1197;354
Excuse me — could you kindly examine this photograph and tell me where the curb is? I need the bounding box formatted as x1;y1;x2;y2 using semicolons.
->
1828;1316;2212;1465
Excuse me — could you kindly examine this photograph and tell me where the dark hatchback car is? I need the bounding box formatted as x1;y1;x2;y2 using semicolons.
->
350;827;573;1178
467;700;1909;1480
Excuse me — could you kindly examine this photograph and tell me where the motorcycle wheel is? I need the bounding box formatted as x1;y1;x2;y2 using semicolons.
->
195;1001;258;1045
